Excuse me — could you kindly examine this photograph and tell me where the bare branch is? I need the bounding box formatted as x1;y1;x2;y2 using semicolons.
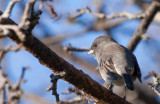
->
70;7;145;20
46;74;62;103
107;11;145;19
0;87;5;104
148;75;160;96
47;3;59;20
63;44;90;53
146;72;160;96
0;67;7;104
144;71;157;79
1;0;20;18
61;87;92;103
70;7;92;20
60;97;87;104
0;66;27;104
127;1;160;52
0;45;22;61
27;10;42;32
39;0;44;9
63;87;82;95
148;85;160;96
19;0;36;28
17;67;29;86
0;11;130;104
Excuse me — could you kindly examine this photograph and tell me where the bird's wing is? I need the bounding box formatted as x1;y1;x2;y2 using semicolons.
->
132;54;142;83
109;44;135;90
100;58;118;80
101;43;135;90
112;51;135;90
122;45;142;83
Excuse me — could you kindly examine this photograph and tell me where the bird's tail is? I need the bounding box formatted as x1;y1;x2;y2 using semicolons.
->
122;74;134;90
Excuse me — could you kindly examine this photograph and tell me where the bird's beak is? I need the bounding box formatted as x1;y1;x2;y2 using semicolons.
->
88;50;94;55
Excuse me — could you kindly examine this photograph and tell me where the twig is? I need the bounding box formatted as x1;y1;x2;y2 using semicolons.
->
70;7;91;20
27;10;42;32
7;67;28;104
7;83;23;104
0;67;7;104
127;1;160;52
70;7;145;20
7;67;28;103
61;87;89;104
60;96;87;104
1;0;20;19
19;0;36;28
147;72;160;96
26;0;42;32
46;74;62;103
0;66;27;104
39;0;44;9
47;3;59;20
63;87;82;95
144;71;157;80
149;85;160;96
107;11;145;19
0;45;22;61
63;44;90;53
38;0;54;9
0;87;5;104
17;67;29;86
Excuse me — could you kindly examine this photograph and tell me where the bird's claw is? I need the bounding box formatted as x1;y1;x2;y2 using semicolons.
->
123;96;126;101
108;89;113;93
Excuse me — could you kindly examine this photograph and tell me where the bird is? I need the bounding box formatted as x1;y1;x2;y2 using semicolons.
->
88;36;142;99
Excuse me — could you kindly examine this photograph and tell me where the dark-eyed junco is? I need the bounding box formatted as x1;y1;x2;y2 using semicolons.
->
88;36;142;98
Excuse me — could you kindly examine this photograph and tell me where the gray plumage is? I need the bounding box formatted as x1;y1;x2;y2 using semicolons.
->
89;36;142;91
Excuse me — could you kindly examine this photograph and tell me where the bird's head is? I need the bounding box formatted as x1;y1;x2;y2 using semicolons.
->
88;36;115;55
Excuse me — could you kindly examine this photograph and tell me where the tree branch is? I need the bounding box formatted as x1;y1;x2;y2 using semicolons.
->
70;7;145;20
63;44;90;52
46;74;62;103
127;0;160;52
0;9;130;104
0;24;130;104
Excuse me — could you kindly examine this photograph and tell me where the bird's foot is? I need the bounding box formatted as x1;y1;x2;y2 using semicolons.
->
107;84;113;93
108;89;113;93
123;96;126;101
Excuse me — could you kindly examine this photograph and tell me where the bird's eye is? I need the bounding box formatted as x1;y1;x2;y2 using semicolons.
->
94;44;97;47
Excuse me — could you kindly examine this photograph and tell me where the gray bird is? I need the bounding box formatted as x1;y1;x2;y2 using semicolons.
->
88;36;142;98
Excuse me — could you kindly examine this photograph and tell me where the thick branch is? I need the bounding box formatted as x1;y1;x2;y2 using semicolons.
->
0;14;130;104
127;1;160;51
